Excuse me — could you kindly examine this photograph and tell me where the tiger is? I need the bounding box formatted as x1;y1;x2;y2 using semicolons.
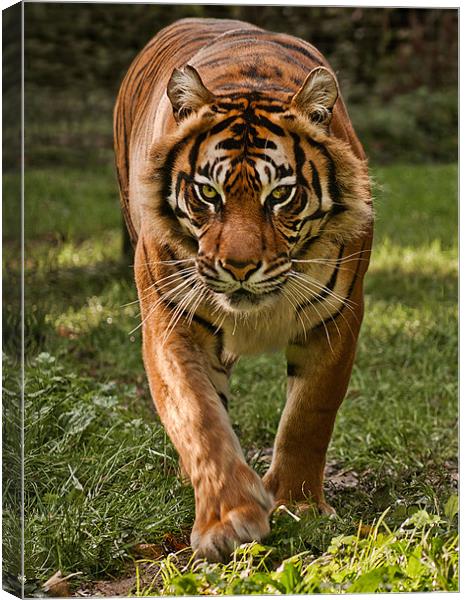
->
114;17;373;562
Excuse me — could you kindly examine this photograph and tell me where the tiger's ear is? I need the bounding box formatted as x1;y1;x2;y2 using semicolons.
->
167;65;215;122
291;67;338;126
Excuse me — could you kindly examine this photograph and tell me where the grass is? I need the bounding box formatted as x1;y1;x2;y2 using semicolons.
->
2;162;458;594
135;509;458;594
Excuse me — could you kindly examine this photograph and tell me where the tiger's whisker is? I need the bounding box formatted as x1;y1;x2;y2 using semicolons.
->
131;258;196;268
289;271;358;310
288;276;357;340
122;271;198;308
187;287;209;327
286;280;336;348
291;247;372;264
281;286;310;343
287;280;334;353
161;282;206;346
288;279;344;342
140;266;197;292
289;279;358;328
128;275;198;335
136;272;198;306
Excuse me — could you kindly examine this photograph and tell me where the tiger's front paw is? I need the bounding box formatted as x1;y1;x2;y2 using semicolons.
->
191;502;271;562
263;468;335;515
191;463;273;562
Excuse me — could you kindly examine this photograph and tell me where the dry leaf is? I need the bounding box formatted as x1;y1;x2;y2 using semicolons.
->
329;469;359;490
358;523;375;538
162;532;189;553
132;543;164;560
43;570;82;597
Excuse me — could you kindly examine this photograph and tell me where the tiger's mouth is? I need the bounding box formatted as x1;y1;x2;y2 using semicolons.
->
229;288;262;305
196;257;290;313
220;286;282;313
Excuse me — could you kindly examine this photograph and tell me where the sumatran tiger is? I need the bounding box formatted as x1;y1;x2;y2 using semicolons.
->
114;18;373;562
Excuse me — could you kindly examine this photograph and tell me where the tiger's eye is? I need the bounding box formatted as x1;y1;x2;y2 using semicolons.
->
271;185;292;200
201;184;218;199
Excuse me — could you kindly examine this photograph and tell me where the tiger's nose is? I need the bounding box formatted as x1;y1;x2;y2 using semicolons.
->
219;258;262;281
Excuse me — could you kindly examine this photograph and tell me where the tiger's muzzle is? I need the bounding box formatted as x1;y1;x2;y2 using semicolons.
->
196;254;291;312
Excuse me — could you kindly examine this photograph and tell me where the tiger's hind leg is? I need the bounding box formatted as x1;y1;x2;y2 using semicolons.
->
263;287;363;514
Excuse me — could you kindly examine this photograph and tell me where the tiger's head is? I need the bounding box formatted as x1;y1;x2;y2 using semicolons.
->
146;65;372;313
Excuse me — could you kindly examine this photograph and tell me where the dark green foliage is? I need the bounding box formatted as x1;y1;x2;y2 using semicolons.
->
22;5;457;166
24;5;457;97
352;87;458;163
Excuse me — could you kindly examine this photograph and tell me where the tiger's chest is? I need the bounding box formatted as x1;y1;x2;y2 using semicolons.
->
221;300;296;355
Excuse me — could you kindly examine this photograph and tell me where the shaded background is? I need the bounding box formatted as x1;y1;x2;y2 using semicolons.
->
23;3;458;168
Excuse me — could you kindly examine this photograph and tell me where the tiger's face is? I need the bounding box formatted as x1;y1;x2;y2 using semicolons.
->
148;66;371;313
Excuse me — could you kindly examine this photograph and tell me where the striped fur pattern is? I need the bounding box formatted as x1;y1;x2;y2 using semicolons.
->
114;18;373;562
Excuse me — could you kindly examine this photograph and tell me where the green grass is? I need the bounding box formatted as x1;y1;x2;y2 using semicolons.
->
3;163;458;593
136;509;458;594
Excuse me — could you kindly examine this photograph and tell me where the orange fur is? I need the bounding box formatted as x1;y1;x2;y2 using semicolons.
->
114;18;373;562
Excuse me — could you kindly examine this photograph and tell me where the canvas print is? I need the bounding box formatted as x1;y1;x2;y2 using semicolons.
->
2;3;458;596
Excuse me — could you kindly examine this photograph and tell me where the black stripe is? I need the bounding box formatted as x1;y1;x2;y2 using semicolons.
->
175;171;192;200
215;90;274;101
241;152;279;168
290;190;308;214
281;232;300;244
344;243;368;300
299;208;328;226
257;115;285;137
215;101;247;111
216;138;243;150
313;246;365;328
274;40;323;66
294;234;320;258
209;115;240;134
310;160;322;205
282;219;301;233
287;363;299;377
255;104;286;113
262;254;289;281
160;293;222;339
284;217;302;234
218;392;229;410
258;267;290;283
291;132;308;188
173;205;190;221
159;243;178;262
253;137;277;149
188;131;208;175
191;313;219;337
143;260;222;339
306;137;344;212
159;137;189;203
